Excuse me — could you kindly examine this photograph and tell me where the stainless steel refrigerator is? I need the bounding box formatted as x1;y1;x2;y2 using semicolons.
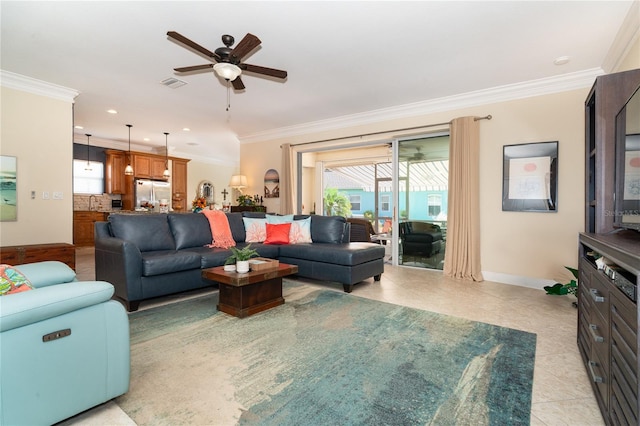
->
135;179;171;210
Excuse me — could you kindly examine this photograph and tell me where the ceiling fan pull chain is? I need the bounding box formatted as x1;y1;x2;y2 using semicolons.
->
226;80;231;112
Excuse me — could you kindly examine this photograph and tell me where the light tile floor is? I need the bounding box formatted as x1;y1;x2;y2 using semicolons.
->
63;247;604;425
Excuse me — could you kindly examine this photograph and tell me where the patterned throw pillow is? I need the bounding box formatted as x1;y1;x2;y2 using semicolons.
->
290;217;312;244
0;264;34;296
243;217;268;243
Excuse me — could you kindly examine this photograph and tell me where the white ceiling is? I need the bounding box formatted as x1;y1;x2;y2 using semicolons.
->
1;1;636;165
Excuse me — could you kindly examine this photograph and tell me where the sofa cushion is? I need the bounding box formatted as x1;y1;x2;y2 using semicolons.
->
0;265;34;296
110;214;175;252
266;214;294;224
310;215;347;244
141;250;202;276
243;217;267;243
167;213;212;250
278;242;384;266
225;213;246;243
184;247;233;269
290;217;312;244
264;223;291;245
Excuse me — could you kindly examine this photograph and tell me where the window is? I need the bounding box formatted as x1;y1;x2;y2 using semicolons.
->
349;195;361;211
381;195;390;212
428;194;442;217
73;160;104;194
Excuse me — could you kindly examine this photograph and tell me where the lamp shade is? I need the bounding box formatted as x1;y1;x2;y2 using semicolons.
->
213;63;242;81
229;175;247;188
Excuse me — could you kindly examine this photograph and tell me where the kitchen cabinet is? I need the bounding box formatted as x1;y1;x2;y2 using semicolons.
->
104;150;127;194
172;159;188;212
134;155;167;180
74;211;109;246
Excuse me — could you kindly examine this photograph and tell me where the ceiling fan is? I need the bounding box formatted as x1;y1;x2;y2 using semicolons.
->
167;31;287;90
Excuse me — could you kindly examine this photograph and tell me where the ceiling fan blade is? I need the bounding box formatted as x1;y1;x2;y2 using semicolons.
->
167;31;220;61
174;64;214;73
242;64;287;79
232;76;246;90
230;33;261;62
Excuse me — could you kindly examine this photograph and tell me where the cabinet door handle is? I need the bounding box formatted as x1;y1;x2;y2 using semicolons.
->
589;324;604;343
588;361;603;383
590;288;605;303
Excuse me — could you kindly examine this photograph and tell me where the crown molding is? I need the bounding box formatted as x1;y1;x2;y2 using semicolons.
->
0;70;79;102
602;0;640;72
238;68;603;144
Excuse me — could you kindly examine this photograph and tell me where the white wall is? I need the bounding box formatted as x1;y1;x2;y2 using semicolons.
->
0;86;74;245
187;159;237;209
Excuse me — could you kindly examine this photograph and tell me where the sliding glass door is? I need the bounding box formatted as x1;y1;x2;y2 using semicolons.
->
397;134;449;270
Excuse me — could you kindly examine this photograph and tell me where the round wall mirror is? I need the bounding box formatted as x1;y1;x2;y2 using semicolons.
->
198;180;214;205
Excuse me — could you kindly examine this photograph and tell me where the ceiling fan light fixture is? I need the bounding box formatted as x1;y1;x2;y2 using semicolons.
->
213;63;241;81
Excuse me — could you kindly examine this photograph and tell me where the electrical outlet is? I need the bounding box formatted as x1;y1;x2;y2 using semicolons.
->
43;192;49;200
53;192;63;200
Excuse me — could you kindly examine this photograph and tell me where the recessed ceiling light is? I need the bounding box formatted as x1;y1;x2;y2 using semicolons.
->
74;125;84;129
187;142;199;146
554;56;570;66
183;128;190;132
143;138;150;142
106;109;118;114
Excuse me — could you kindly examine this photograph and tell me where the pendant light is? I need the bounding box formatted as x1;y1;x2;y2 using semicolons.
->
124;124;134;176
162;132;171;179
85;134;92;171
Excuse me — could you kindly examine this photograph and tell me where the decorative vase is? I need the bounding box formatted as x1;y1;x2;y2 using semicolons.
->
193;207;202;213
236;260;250;273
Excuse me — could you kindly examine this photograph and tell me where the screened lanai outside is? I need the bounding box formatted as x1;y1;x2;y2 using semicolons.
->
322;133;449;270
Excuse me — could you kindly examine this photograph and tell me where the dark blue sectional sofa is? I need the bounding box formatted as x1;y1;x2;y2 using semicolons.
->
94;212;385;311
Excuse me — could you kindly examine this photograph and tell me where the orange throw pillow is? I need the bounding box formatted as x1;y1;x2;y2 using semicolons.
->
264;223;291;245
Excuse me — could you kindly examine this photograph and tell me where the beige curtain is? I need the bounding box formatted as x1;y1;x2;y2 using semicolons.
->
280;143;295;215
443;117;483;281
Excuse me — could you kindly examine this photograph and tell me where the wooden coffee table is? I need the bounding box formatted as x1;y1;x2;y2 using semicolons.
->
202;263;298;318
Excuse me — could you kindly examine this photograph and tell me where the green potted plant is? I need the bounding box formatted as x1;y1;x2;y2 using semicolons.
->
225;244;259;273
544;266;579;307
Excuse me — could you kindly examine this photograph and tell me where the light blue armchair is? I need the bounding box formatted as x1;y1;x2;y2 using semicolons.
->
0;261;130;425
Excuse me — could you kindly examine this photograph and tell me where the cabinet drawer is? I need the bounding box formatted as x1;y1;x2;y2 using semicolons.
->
589;272;611;320
587;350;610;409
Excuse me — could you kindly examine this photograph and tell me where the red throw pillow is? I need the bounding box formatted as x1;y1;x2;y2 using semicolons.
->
264;223;291;245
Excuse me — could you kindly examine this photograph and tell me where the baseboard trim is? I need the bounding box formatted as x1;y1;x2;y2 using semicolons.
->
482;271;555;291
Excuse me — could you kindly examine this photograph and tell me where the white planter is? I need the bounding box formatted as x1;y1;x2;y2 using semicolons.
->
236;260;250;273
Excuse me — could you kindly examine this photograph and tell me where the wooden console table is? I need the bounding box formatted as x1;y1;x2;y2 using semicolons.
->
0;243;76;270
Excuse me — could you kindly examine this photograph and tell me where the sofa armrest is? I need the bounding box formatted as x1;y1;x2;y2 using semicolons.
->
95;236;143;303
17;261;77;288
0;281;114;332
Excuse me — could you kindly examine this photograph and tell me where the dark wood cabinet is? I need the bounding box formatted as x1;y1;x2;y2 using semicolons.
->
580;68;640;424
0;243;75;270
73;211;108;246
585;69;640;233
579;232;640;425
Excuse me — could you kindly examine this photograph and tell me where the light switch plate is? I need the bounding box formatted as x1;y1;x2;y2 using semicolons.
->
42;192;49;200
53;192;63;200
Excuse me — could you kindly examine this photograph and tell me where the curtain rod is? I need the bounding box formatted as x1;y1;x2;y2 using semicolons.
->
284;115;492;148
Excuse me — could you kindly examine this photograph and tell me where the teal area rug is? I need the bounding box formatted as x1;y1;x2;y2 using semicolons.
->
116;282;536;425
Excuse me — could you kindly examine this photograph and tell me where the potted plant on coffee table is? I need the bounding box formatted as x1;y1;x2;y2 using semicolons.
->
225;244;259;273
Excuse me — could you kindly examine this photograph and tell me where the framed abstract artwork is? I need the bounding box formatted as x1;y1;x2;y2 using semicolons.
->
502;141;558;212
0;155;17;221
